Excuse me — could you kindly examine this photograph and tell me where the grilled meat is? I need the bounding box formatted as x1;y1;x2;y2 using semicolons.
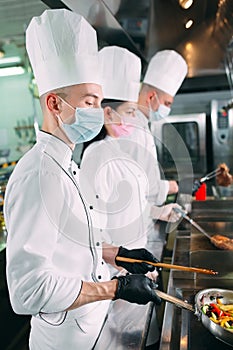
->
210;234;233;250
216;163;233;186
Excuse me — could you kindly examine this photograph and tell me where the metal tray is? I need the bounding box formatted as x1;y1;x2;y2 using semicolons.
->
190;250;233;279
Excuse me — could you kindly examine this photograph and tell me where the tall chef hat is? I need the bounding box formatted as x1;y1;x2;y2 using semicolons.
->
26;9;101;97
99;46;141;102
143;50;188;97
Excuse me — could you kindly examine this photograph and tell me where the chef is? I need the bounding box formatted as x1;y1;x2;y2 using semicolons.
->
80;46;181;252
119;50;188;206
80;46;182;349
4;9;161;350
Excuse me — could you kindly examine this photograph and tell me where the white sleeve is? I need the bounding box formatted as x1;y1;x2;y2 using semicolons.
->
4;170;81;315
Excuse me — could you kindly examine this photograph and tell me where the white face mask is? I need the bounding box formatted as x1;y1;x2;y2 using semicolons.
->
157;103;171;118
149;95;171;121
57;98;104;144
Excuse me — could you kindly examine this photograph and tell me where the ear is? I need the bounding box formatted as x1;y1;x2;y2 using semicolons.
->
147;90;160;110
146;90;156;105
46;94;61;113
104;106;113;122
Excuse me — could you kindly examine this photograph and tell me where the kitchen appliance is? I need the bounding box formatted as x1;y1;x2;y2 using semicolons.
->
151;113;207;180
211;99;233;172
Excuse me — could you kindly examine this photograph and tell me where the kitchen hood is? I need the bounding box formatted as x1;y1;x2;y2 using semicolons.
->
42;0;233;94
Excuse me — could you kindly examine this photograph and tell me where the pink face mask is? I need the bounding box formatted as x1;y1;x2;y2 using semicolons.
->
111;123;134;137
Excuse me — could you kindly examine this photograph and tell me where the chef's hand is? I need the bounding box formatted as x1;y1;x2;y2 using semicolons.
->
150;203;182;222
192;179;202;195
168;180;179;194
113;274;161;305
115;246;159;274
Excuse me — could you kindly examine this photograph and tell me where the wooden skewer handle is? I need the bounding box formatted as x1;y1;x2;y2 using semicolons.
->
156;290;195;312
115;256;218;275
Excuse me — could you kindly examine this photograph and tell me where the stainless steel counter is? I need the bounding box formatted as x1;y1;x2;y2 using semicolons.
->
94;222;168;349
160;199;233;350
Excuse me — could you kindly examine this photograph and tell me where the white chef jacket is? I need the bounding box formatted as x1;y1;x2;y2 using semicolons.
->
4;131;110;350
80;136;151;250
119;110;169;206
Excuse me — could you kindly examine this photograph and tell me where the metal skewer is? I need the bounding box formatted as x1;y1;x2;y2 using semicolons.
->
173;207;212;240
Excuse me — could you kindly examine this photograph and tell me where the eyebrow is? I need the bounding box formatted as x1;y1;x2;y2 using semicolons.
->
82;93;100;99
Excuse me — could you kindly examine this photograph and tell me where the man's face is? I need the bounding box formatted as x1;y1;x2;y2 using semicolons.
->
157;92;174;109
65;83;103;108
59;83;103;123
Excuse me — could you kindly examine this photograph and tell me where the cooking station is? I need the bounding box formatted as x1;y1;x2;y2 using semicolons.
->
93;198;233;349
1;197;233;349
160;199;233;349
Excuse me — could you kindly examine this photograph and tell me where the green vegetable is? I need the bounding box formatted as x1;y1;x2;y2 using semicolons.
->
202;305;209;314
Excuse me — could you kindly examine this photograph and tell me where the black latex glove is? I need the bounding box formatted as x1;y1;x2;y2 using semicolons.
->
115;246;159;274
192;179;202;195
113;274;161;305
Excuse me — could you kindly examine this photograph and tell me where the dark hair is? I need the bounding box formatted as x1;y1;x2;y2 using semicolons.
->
80;99;124;161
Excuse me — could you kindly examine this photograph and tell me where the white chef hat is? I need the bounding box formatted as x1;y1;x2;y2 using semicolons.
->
99;46;141;102
26;9;101;97
143;50;188;97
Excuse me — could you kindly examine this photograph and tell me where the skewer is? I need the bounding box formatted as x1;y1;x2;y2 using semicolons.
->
115;256;218;275
173;207;212;240
156;290;195;312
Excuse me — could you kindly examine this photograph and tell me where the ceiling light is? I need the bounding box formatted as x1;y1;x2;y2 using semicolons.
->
185;19;193;29
0;66;25;77
0;56;21;66
179;0;193;9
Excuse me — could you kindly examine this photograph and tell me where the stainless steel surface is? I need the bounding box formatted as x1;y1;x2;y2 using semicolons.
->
192;199;233;218
195;288;233;347
160;199;233;350
51;0;148;66
0;0;232;94
94;222;167;349
151;113;207;179
211;99;233;172
94;299;153;350
190;250;233;279
212;185;233;199
40;0;233;93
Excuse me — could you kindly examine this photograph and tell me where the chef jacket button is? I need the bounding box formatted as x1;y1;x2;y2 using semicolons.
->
96;194;99;199
89;205;93;210
96;241;100;246
98;275;102;280
101;261;104;265
73;170;76;175
100;229;103;232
